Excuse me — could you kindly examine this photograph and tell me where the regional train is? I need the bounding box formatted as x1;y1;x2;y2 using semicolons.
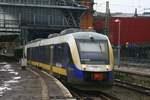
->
23;29;114;87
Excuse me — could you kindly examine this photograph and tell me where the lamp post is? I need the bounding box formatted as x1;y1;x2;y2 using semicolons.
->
115;19;121;67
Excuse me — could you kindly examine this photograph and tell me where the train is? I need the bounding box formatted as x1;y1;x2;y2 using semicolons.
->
23;28;114;88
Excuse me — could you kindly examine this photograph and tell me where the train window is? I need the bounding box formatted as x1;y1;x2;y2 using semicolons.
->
53;43;73;67
62;43;73;65
37;46;50;64
76;39;109;64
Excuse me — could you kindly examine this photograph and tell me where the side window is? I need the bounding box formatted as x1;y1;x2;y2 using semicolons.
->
53;44;62;65
50;45;53;65
46;46;50;64
52;43;73;66
44;46;50;64
63;43;73;64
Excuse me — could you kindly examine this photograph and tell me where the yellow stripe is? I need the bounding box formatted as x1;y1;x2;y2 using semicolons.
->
31;61;39;66
52;66;67;76
39;63;51;71
29;60;67;76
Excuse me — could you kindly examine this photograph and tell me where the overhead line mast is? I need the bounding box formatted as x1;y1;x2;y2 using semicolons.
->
104;1;110;36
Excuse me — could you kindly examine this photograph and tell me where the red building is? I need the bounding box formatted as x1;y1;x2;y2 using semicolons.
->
94;17;150;46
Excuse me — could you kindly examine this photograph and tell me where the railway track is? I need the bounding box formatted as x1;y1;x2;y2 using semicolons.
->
47;70;150;100
63;78;150;100
71;88;120;100
114;69;150;89
63;82;120;100
114;79;150;96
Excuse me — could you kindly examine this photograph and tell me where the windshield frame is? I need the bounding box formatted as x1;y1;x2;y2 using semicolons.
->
76;39;110;65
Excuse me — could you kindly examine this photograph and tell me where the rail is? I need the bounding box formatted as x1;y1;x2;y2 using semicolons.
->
114;79;150;96
114;70;150;89
63;82;120;100
121;58;150;67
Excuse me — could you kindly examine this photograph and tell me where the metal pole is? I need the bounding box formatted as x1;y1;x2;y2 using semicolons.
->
115;19;121;67
104;1;110;36
118;20;121;67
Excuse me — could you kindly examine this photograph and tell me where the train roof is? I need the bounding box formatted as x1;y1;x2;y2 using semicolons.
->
72;31;107;40
26;30;108;48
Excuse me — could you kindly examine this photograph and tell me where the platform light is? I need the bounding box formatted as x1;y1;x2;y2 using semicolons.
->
126;42;129;48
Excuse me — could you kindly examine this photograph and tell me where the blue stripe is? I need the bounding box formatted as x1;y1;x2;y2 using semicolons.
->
107;72;113;81
63;64;84;79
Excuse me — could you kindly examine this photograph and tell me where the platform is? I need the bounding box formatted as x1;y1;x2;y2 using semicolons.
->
0;62;72;100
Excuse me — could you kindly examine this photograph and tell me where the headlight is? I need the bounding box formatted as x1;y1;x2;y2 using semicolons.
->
106;65;109;70
82;65;87;70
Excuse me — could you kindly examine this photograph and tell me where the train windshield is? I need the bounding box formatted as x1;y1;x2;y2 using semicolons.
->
76;39;109;64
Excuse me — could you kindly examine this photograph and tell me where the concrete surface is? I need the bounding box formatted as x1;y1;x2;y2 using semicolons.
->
0;62;41;100
0;62;73;100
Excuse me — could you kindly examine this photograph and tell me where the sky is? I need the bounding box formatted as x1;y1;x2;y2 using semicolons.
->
94;0;150;13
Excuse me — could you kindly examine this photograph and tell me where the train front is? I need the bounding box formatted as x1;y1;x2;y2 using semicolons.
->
68;32;114;88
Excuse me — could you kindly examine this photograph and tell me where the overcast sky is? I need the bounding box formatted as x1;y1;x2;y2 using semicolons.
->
94;0;150;13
